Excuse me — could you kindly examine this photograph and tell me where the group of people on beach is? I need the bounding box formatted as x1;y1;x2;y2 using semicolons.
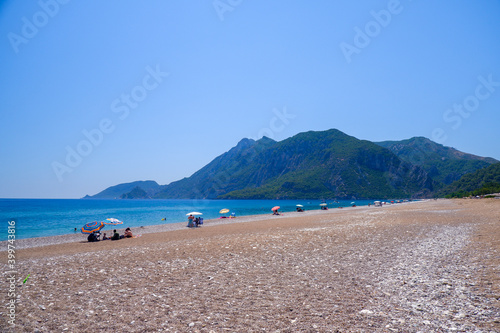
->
187;215;203;228
87;227;133;242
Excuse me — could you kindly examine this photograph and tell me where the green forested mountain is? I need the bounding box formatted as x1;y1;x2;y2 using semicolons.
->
87;129;498;200
442;163;500;197
216;130;432;199
376;137;497;187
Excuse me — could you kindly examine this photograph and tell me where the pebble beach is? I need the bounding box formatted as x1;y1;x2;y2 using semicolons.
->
1;199;499;332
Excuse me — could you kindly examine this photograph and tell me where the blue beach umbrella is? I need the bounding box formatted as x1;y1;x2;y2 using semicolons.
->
81;221;104;234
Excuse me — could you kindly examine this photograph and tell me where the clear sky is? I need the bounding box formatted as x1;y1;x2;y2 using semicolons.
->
1;0;499;199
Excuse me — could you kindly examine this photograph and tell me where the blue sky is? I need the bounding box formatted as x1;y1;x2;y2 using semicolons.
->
1;0;499;198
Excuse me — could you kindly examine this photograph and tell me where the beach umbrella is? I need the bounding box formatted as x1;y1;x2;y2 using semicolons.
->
271;206;280;211
320;203;327;206
296;204;303;207
186;212;203;216
81;221;104;234
104;218;123;225
219;208;230;214
104;218;123;234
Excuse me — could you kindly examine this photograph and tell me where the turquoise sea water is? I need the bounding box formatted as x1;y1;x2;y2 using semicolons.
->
0;198;378;241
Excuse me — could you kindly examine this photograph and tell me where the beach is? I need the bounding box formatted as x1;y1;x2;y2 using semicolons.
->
1;199;499;332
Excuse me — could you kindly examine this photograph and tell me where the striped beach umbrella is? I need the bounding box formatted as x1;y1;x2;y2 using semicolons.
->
81;221;105;234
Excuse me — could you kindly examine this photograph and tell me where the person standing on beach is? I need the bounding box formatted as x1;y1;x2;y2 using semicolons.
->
188;214;194;227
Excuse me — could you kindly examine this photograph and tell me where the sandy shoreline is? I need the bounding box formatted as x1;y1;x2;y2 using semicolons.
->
1;199;499;332
2;205;372;250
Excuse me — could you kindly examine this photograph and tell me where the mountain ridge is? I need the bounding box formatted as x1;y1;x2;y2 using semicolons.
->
87;180;161;199
85;129;498;200
376;137;496;185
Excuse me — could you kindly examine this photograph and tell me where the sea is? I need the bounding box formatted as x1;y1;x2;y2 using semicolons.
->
0;198;379;241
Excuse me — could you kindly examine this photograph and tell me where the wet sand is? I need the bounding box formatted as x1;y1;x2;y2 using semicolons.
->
1;199;499;332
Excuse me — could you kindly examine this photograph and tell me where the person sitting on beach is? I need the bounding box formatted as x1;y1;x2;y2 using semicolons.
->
102;232;110;240
87;231;100;242
124;227;133;238
111;229;120;241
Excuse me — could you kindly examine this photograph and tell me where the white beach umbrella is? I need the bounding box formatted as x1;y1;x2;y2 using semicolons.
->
186;212;203;216
104;218;123;225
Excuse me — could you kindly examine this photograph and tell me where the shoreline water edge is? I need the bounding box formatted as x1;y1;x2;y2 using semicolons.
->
1;200;406;250
0;198;390;244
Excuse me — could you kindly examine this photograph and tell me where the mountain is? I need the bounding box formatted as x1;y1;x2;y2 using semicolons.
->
442;162;500;197
216;130;432;199
153;136;277;199
376;137;497;187
120;186;151;199
86;180;161;199
87;129;498;200
153;129;433;199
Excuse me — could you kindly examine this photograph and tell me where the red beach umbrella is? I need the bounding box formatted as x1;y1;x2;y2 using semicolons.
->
271;206;280;211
